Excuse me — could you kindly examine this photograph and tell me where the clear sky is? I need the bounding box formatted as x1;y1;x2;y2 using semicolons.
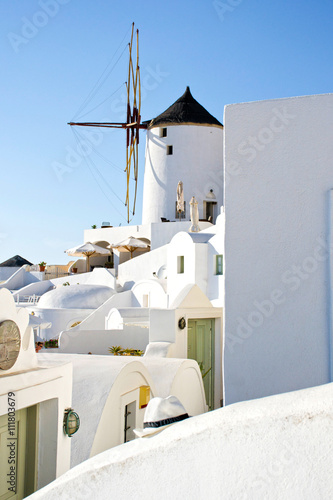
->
1;0;333;264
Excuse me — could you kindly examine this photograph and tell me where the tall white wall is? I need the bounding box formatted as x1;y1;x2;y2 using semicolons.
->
142;125;223;224
224;93;333;405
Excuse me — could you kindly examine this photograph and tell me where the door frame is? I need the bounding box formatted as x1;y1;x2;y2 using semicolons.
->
187;318;215;410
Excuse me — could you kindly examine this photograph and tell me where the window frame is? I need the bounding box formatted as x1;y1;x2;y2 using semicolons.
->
215;254;223;275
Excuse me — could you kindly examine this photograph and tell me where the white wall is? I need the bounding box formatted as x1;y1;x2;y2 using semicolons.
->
149;220;212;250
0;290;73;491
117;246;168;287
0;267;40;290
206;211;225;307
28;382;333;500
132;280;167;308
0;266;20;281
58;327;149;354
224;93;333;405
142;125;223;224
65;290;133;333
167;232;214;303
27;307;94;340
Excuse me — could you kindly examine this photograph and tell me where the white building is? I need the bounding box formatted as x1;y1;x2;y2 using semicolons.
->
28;382;333;500
0;289;72;496
224;92;333;405
142;86;223;225
6;87;333;497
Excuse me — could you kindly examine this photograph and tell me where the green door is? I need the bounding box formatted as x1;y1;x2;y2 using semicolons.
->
0;409;27;500
187;319;215;410
0;406;37;500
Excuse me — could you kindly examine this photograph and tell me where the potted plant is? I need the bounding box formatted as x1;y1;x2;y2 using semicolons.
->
72;264;78;273
38;261;46;272
91;224;97;229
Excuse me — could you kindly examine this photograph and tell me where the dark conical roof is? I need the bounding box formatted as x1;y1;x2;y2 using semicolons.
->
0;255;33;267
147;87;223;129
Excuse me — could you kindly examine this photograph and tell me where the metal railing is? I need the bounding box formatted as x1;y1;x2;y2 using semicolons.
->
16;294;41;305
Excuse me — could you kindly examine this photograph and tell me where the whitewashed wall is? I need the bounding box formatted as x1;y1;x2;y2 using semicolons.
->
28;307;94;340
0;267;40;290
167;232;214;304
0;290;72;490
117;246;168;287
142;125;223;224
132;280;167;308
58;327;149;354
28;381;333;500
0;267;20;281
224;93;333;405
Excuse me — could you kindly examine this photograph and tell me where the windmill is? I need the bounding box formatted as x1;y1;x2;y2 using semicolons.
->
68;23;147;223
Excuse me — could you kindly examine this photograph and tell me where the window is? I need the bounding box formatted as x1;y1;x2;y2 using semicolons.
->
159;127;167;137
124;401;136;443
175;201;186;219
166;145;173;155
215;255;223;275
177;255;185;274
204;201;217;222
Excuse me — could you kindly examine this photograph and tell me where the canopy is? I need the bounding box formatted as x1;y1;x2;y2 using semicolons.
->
109;237;150;259
65;243;110;272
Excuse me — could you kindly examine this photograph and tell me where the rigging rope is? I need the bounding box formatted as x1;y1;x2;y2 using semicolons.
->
71;128;131;222
72;25;131;120
75;82;126;121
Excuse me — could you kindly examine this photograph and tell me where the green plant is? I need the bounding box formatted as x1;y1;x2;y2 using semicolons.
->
38;261;47;266
108;346;144;356
44;339;58;348
109;345;123;356
63;281;70;286
91;224;97;229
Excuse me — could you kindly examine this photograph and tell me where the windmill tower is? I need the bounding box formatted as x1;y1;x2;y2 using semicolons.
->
142;87;223;225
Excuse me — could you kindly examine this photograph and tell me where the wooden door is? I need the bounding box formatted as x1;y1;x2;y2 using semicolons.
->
188;319;215;410
0;409;27;500
0;406;37;500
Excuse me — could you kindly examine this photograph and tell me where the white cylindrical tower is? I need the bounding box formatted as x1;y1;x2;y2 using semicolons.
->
142;87;223;225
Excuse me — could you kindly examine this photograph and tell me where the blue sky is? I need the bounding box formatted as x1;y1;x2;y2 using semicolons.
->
1;0;333;264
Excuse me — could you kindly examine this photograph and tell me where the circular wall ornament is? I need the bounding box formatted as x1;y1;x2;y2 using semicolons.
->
0;320;21;370
178;317;186;330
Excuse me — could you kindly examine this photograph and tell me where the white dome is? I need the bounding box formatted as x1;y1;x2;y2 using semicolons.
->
38;284;114;309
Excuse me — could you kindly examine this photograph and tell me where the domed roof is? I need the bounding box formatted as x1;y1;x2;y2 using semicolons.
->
147;87;223;129
38;284;114;309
